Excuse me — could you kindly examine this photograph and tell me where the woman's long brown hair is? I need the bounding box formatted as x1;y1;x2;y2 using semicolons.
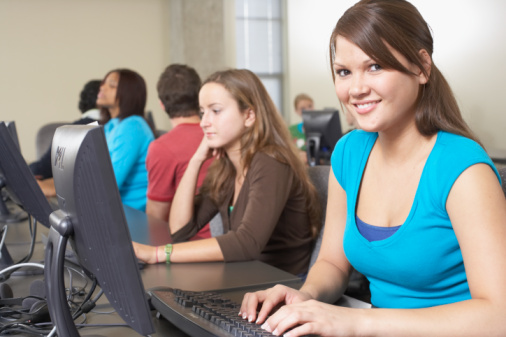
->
199;69;322;239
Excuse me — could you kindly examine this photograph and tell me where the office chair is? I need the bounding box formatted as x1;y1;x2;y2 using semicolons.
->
35;122;67;159
307;165;370;303
498;167;506;198
307;165;330;268
209;213;224;237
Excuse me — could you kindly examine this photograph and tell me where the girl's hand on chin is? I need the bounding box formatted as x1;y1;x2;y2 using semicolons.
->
193;137;215;162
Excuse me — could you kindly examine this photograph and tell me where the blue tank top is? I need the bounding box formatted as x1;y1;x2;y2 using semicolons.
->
331;130;500;309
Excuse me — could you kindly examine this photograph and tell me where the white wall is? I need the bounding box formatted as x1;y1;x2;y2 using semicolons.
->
286;0;506;152
2;0;505;162
0;0;170;162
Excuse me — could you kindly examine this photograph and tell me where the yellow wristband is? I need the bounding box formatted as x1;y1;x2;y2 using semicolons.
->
164;244;173;264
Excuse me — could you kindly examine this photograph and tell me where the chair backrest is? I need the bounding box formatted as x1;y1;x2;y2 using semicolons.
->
35;122;67;159
209;213;224;237
307;165;330;268
307;165;370;301
498;166;506;198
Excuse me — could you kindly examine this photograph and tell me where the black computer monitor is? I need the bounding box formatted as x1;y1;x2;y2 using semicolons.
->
5;121;21;151
302;109;343;166
45;124;154;336
0;121;29;224
0;122;54;273
0;122;52;227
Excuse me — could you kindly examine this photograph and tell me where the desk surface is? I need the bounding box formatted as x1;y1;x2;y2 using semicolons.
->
1;204;307;336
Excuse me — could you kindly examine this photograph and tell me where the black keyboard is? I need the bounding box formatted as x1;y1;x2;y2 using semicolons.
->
150;288;275;337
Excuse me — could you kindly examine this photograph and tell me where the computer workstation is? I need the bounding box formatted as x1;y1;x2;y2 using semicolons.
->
1;121;368;336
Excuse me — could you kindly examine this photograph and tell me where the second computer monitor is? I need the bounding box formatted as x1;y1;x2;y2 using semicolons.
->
45;124;154;336
0;122;52;227
302;109;342;166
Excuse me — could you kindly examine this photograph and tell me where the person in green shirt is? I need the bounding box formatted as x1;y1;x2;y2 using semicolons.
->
289;93;314;163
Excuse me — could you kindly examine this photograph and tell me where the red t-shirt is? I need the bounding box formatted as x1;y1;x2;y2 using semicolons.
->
146;123;213;240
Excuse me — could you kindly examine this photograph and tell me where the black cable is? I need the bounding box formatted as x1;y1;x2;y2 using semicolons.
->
17;215;37;263
35;321;132;329
0;215;39;281
64;264;89;297
72;278;98;320
0;322;51;335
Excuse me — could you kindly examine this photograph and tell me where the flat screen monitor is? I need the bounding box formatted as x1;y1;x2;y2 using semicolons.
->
0;121;29;224
0;122;52;227
0;122;54;275
45;124;154;336
302;109;342;166
5;121;21;151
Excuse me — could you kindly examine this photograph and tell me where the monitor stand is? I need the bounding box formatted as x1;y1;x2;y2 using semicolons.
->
0;220;44;281
45;210;103;337
306;133;322;167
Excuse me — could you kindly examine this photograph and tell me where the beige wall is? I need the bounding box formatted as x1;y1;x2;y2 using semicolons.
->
286;0;506;151
0;0;229;162
0;0;170;161
2;0;505;163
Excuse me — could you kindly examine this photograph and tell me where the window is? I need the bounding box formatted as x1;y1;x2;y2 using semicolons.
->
235;0;285;115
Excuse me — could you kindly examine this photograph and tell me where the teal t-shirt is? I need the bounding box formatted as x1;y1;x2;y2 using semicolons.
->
289;122;305;150
331;130;500;309
104;115;154;211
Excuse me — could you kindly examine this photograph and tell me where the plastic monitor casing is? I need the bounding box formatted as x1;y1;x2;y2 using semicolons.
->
0;121;52;226
302;110;342;166
46;124;154;336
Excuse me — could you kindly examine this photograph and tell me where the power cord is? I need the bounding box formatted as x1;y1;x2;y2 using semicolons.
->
0;215;40;281
0;262;45;276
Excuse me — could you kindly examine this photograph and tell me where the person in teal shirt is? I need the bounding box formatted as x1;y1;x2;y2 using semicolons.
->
97;69;154;211
289;93;314;164
240;1;506;336
289;93;314;151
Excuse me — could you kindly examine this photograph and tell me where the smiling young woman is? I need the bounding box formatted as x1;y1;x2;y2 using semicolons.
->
239;1;506;336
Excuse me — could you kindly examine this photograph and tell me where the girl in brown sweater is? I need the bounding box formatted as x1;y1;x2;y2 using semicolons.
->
133;69;321;276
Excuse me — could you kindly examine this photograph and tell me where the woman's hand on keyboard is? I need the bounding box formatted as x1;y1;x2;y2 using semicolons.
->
239;284;312;326
260;298;359;337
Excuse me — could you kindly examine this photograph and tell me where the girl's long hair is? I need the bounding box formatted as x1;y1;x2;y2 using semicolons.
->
200;69;322;238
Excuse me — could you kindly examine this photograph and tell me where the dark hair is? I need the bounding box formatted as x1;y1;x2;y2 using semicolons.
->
329;0;481;145
200;69;322;239
78;80;101;113
157;64;201;118
99;69;147;124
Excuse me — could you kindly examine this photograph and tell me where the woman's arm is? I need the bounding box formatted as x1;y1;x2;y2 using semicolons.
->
169;138;214;234
258;163;506;337
133;237;224;264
